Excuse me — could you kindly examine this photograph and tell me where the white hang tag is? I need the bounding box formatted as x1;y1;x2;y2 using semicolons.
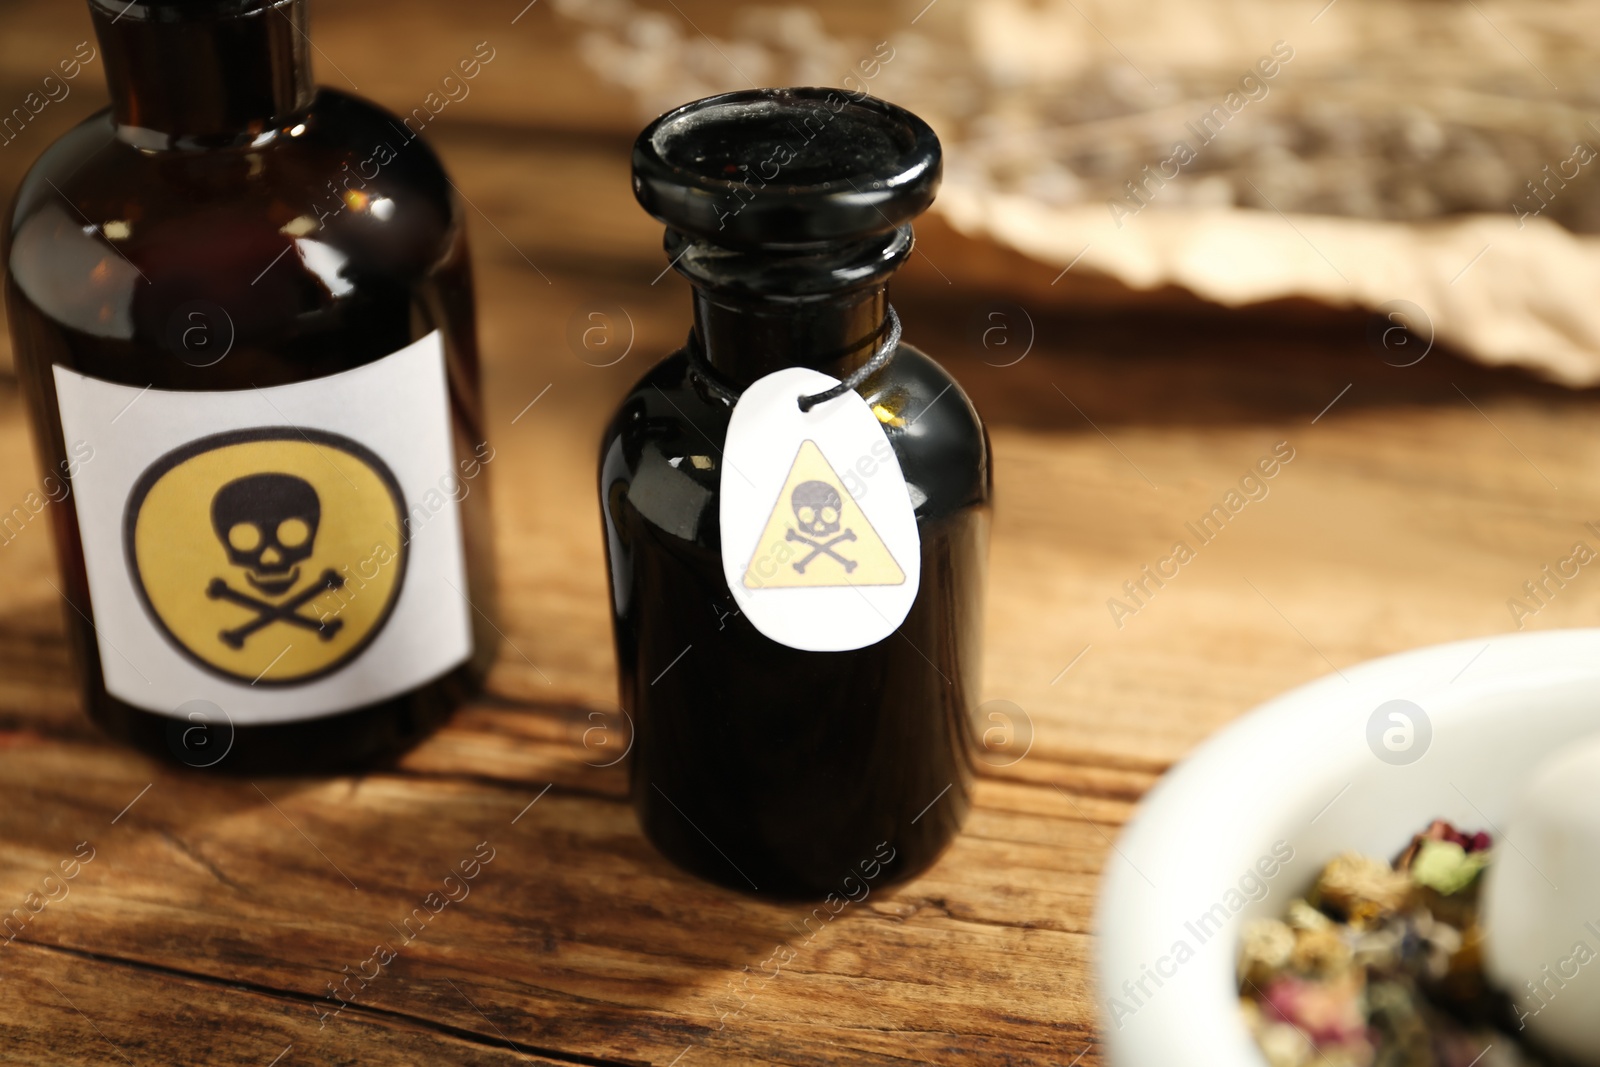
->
720;366;921;652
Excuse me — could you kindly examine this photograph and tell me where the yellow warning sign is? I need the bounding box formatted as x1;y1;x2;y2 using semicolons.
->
125;428;408;686
742;439;906;590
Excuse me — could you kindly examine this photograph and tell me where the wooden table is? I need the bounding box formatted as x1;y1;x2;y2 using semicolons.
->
1;2;1594;1063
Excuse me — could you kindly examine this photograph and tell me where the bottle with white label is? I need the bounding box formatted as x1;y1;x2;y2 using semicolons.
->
602;88;991;895
2;0;495;770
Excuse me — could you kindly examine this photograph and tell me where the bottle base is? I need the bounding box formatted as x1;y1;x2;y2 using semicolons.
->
634;780;972;901
82;659;487;775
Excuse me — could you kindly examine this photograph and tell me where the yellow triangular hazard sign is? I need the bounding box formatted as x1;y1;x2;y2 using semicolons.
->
742;440;906;590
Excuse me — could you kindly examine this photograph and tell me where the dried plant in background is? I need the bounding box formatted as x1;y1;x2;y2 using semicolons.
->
556;0;1600;384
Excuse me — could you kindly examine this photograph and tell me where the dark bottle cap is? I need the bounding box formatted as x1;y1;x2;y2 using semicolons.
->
632;87;941;251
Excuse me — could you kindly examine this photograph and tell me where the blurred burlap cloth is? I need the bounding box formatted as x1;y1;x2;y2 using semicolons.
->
559;0;1600;384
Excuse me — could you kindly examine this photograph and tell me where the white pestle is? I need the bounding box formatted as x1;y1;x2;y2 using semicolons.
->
1480;730;1600;1065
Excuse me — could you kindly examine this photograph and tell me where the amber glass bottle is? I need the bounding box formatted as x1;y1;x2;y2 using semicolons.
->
601;89;991;897
3;0;495;771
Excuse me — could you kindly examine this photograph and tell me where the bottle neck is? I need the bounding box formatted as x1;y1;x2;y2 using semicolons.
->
672;225;910;390
91;0;314;148
695;286;887;391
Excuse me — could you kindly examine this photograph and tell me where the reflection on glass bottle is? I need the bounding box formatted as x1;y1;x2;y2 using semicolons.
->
601;88;991;897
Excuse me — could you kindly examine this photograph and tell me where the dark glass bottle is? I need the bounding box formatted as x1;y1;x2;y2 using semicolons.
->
3;0;495;772
601;88;991;897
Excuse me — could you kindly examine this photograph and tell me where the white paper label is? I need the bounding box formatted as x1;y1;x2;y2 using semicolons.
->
720;367;921;652
53;330;474;724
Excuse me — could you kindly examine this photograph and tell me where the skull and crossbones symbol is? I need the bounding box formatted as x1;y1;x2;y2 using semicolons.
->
205;473;344;649
785;480;857;574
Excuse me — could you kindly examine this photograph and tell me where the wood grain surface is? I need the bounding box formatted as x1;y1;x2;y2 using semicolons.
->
0;1;1595;1064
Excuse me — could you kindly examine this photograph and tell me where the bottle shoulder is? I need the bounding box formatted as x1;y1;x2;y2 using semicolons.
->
600;341;991;535
608;341;986;437
4;89;464;347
